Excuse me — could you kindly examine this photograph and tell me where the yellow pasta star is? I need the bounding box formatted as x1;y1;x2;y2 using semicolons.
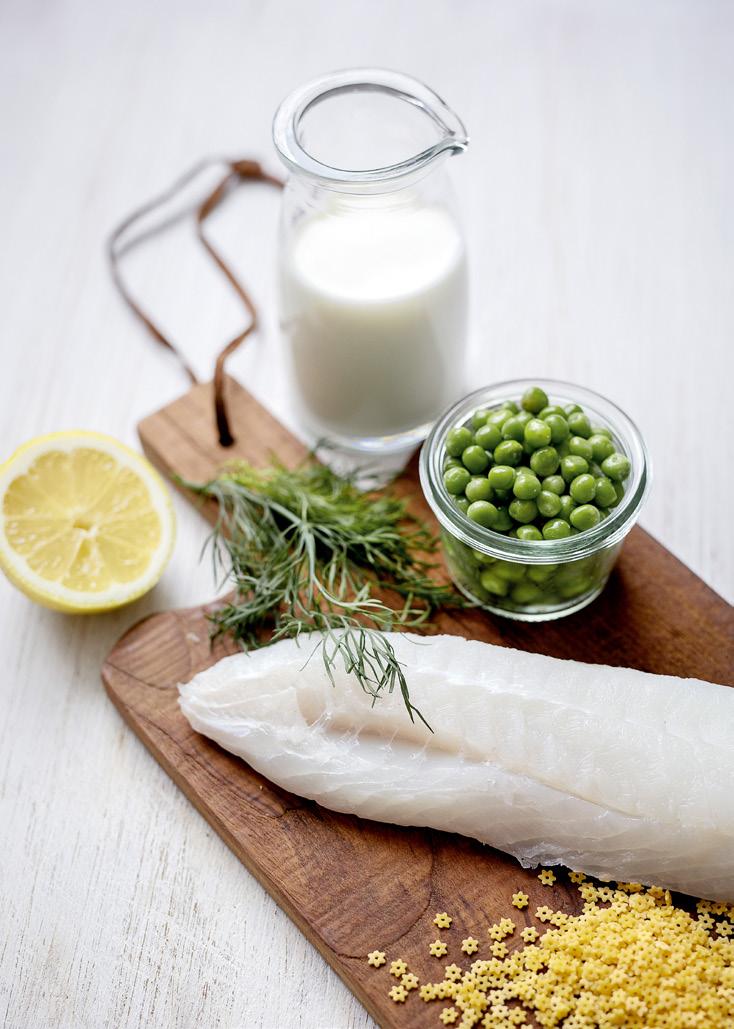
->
538;869;556;886
511;892;529;910
434;912;453;929
461;936;479;955
535;906;554;922
430;939;449;958
499;917;516;936
367;950;386;968
444;963;463;982
439;1008;459;1025
388;984;408;1003
401;972;419;990
569;870;586;883
389;958;408;978
419;983;437;1001
521;926;539;943
490;941;508;958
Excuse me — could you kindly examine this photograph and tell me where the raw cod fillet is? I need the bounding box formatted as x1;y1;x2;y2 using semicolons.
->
178;632;734;900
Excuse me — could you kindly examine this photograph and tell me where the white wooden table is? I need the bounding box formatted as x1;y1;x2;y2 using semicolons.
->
1;2;731;1026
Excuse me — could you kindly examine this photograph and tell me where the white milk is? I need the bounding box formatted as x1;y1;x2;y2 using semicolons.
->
278;202;467;445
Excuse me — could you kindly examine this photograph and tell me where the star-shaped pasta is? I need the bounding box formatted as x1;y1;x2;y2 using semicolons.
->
389;958;408;978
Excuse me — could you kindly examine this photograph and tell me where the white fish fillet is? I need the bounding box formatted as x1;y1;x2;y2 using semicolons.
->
178;632;734;900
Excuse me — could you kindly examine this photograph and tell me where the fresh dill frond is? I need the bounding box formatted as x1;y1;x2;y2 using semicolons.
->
185;456;464;725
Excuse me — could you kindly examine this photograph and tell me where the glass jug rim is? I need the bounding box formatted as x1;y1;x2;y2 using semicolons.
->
272;67;469;191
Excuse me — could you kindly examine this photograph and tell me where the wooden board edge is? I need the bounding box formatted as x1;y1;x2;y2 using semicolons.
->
100;654;393;1029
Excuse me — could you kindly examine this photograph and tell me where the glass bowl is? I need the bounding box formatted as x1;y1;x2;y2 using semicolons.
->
419;378;651;621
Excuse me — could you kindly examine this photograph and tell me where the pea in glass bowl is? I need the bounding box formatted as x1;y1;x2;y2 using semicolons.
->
419;379;651;622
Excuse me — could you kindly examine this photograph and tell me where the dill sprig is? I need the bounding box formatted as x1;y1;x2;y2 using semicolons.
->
186;456;464;725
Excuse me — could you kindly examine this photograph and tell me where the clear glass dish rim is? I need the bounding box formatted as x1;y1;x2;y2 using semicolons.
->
419;378;651;565
272;67;469;190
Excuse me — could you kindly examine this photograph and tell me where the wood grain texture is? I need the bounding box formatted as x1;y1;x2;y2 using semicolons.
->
2;3;733;1028
100;376;734;1029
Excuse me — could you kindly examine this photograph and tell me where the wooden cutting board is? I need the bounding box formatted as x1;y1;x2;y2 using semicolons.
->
102;377;734;1029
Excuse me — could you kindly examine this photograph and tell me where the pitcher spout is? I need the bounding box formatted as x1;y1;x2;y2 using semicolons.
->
273;68;469;192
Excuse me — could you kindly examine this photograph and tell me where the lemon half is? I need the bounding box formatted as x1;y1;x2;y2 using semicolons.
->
0;431;175;612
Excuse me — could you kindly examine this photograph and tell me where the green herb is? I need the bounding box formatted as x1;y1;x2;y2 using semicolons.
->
186;457;464;726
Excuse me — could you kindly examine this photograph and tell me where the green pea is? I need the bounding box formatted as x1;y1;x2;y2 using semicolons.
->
480;569;509;595
513;473;541;500
614;481;625;504
467;500;498;528
538;405;566;419
542;475;565;496
504;400;520;414
592;426;612;439
493;488;512;502
515;465;533;476
568;436;593;462
557;576;594;599
530;446;559;477
516;410;533;426
542;413;570;444
487;407;512;428
567;411;592;438
444;456;463;470
594;476;618;508
521;385;549;414
492;506;514;532
524;418;552;450
494;559;527;582
528;563;558;583
569;473;596;503
465;477;493;503
462;444;490;474
501;415;527;442
542;518;572;540
453;496;470;514
474;423;502;452
558;495;577;521
561;454;589;482
516;525;543;541
564;403;582;415
570;504;601;531
488;465;516;490
509;498;538;524
446;426;473;457
444;466;471;494
471;548;495;565
555;440;571;458
472;408;489;429
511;581;544;604
537;490;562;517
588;461;604;479
601;452;631;481
494;440;524;467
588;433;615;462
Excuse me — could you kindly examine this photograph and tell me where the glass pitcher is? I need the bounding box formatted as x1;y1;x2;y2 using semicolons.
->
272;69;470;453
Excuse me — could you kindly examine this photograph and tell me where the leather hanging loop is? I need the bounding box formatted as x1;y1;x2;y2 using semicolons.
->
108;157;283;446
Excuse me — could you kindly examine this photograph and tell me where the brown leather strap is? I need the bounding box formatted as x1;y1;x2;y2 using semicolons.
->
108;157;283;445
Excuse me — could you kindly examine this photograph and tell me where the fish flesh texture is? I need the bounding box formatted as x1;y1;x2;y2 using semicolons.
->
179;632;734;900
